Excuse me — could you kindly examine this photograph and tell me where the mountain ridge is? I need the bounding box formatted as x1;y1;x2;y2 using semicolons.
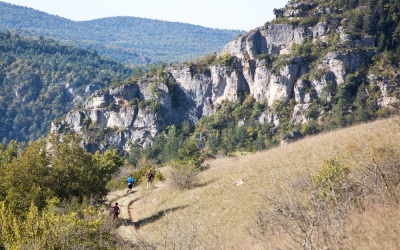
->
0;1;244;64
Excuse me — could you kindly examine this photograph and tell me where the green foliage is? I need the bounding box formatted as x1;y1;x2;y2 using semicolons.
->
193;97;279;156
219;52;234;67
353;84;372;122
300;120;321;136
271;54;291;75
0;141;19;201
144;125;185;164
188;54;217;76
144;83;162;112
148;62;166;78
93;149;123;182
215;52;242;73
0;32;131;144
47;134;109;202
0;200;118;249
0;133;122;215
275;38;328;76
0;135;124;248
2;140;50;213
108;102;117;111
313;157;350;200
0;141;18;168
176;139;203;168
272;99;297;135
127;141;143;166
258;53;274;67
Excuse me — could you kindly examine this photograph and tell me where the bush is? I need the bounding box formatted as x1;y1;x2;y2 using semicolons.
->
252;170;357;249
312;157;350;201
169;161;200;190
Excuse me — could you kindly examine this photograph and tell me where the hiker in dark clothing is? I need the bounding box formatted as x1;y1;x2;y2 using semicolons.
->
146;169;154;188
112;202;120;219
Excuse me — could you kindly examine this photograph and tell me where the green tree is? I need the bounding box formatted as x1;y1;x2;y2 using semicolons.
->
170;139;204;189
93;149;123;183
159;125;185;163
176;139;202;168
353;85;370;122
0;141;18;168
47;134;96;201
2;140;51;213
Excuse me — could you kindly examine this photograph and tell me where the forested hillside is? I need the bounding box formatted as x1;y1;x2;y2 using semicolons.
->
0;32;131;144
0;1;244;64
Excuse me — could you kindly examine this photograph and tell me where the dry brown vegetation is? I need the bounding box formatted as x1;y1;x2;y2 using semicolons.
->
131;117;400;249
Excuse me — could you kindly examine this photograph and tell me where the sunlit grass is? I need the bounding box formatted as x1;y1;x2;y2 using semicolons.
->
132;117;400;249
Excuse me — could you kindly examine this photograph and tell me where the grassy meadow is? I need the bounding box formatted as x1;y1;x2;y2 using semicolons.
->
131;117;400;249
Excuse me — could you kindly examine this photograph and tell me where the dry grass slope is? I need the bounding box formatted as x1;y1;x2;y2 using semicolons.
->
131;117;400;249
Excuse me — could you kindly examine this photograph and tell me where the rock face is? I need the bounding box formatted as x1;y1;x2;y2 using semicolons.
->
222;24;308;59
53;1;399;153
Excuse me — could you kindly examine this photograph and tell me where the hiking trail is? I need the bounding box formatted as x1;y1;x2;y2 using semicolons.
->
106;187;142;246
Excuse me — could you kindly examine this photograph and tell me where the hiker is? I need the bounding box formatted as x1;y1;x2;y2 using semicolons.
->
127;175;134;194
146;169;154;188
112;202;120;219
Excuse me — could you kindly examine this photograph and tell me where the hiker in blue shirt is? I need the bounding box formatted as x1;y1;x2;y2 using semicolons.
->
127;175;134;194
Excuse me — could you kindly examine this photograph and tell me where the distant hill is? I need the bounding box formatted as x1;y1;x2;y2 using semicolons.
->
0;1;244;64
0;32;131;143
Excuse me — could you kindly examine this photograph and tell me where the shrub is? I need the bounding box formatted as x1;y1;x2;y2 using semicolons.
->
313;157;350;201
252;141;400;249
219;52;234;67
169;161;200;190
252;173;350;249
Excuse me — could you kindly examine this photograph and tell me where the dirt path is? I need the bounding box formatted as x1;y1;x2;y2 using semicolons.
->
106;178;168;248
106;187;142;246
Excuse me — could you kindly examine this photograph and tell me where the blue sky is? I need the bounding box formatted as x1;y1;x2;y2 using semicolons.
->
1;0;288;31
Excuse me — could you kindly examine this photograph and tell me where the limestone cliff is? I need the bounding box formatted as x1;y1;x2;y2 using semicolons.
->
52;0;400;153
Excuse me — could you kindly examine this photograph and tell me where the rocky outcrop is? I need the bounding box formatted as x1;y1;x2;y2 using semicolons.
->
221;23;308;59
53;1;399;153
370;74;400;108
52;83;160;153
319;50;375;85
